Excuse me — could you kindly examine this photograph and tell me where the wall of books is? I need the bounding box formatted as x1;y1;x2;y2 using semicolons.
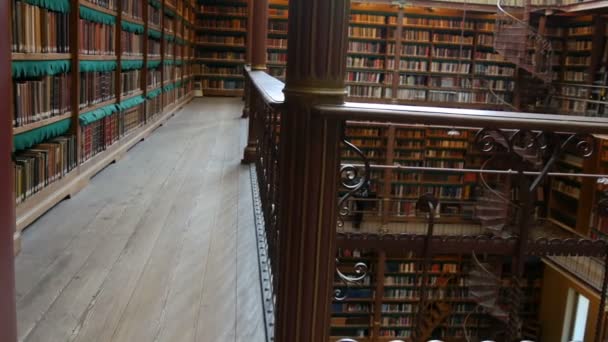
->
11;0;197;234
195;0;247;96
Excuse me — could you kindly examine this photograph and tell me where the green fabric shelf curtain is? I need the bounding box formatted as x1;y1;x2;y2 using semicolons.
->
175;60;183;66
121;20;144;34
164;7;176;18
21;0;70;12
163;83;175;92
117;96;145;111
13;118;71;152
175;37;186;45
121;60;144;71
165;34;175;42
80;5;116;25
79;104;118;126
149;0;161;9
79;60;117;73
175;80;183;88
147;60;161;69
148;29;162;39
12;60;70;78
147;88;162;99
163;59;175;65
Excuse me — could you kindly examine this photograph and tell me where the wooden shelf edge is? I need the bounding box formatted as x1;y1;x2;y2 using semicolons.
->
13;112;73;135
12;53;71;61
16;96;194;233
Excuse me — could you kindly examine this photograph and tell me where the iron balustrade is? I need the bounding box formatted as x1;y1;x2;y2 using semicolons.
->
243;66;608;342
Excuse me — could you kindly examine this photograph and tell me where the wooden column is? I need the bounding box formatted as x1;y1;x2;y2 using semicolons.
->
251;0;268;70
0;0;18;340
276;0;349;341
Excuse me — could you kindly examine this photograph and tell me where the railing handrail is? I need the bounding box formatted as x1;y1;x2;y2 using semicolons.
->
315;102;608;134
245;69;608;134
245;66;285;105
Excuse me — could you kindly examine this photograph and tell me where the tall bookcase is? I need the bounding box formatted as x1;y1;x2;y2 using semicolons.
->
332;249;543;342
267;0;288;81
10;0;196;238
195;0;248;96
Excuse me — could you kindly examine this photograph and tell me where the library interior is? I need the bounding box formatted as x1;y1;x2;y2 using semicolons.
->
4;0;608;341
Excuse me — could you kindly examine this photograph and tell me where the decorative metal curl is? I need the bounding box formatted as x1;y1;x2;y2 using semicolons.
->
338;138;371;229
334;259;369;301
474;128;513;153
561;133;595;158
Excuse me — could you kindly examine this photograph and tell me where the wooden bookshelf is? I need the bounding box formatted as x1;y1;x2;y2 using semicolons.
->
331;249;542;341
195;0;248;97
10;0;196;236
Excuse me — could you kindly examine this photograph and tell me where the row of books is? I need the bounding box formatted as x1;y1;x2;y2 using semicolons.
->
201;65;243;75
85;0;117;11
79;71;116;109
148;3;161;26
163;41;175;57
14;135;77;205
120;70;140;96
567;40;593;51
198;51;244;60
347;56;385;69
198;35;245;45
268;21;288;32
12;1;70;54
351;14;385;24
148;69;161;89
200;5;247;15
268;38;288;48
198;19;246;29
268;52;287;63
202;79;244;90
13;74;71;127
148;39;161;56
122;0;143;20
121;31;143;56
79;20;115;55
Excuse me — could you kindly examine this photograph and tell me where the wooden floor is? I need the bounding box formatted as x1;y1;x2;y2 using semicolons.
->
14;98;266;342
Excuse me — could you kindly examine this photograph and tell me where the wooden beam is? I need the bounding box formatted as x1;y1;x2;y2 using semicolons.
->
0;0;18;339
276;0;350;340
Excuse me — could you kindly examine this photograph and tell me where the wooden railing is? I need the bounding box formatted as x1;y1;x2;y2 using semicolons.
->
243;66;608;342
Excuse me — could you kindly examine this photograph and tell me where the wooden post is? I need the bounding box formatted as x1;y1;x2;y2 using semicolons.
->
276;0;349;340
0;0;18;340
251;0;268;70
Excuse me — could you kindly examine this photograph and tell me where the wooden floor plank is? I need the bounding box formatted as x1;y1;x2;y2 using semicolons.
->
15;98;265;342
22;113;215;342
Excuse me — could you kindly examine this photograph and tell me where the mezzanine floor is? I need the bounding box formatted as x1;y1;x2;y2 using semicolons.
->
14;98;266;342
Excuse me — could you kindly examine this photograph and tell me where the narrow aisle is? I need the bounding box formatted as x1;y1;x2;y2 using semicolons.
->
14;98;266;342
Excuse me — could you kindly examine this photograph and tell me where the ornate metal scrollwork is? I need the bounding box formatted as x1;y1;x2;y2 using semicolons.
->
334;259;368;301
337;138;371;229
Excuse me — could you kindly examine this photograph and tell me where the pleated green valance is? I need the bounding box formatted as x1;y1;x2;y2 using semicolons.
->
175;80;183;88
163;59;175;65
165;34;175;42
175;37;185;45
13;118;71;152
121;59;144;71
12;60;70;78
79;104;118;126
175;60;183;66
147;88;162;99
147;60;161;69
80;5;116;25
148;29;162;39
163;83;175;92
164;7;176;17
21;0;70;13
118;95;145;111
121;20;144;34
79;60;117;72
149;0;161;9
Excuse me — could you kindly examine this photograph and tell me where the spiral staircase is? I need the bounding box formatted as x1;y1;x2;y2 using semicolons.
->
494;0;554;84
